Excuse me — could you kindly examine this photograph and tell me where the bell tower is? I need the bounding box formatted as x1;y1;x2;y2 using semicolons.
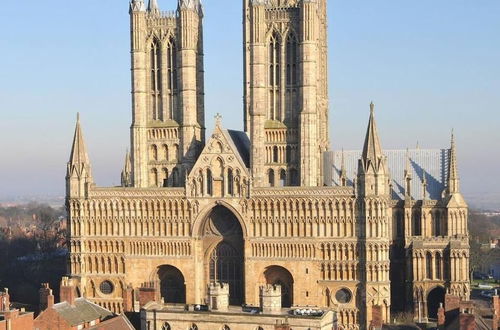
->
244;0;329;188
129;0;205;188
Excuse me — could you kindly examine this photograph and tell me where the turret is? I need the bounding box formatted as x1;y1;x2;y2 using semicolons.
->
340;149;347;186
66;114;93;199
121;150;132;187
357;103;389;196
130;0;145;13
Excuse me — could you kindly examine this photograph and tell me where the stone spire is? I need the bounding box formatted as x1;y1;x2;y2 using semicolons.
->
121;150;132;187
66;114;93;198
361;102;384;171
68;113;91;176
447;130;460;194
148;0;160;13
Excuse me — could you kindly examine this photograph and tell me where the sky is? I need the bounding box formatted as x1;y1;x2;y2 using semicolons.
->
0;0;499;200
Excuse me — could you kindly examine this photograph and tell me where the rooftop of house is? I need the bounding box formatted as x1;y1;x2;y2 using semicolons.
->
51;297;113;326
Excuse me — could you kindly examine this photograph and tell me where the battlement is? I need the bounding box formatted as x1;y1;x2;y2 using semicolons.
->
260;284;282;296
208;282;230;295
260;284;282;314
208;282;229;312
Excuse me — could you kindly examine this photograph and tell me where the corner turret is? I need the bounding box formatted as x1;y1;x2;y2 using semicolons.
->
358;103;390;196
66;114;93;199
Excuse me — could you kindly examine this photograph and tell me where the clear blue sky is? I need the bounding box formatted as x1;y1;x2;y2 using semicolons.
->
0;0;499;199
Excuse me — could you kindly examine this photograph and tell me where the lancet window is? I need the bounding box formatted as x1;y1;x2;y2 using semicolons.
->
166;38;178;120
150;39;162;120
268;32;281;121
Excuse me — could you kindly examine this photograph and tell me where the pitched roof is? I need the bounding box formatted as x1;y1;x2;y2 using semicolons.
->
52;298;113;326
224;130;251;168
88;314;135;330
327;149;450;201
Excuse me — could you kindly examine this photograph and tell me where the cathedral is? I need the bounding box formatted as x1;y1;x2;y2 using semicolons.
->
64;0;470;329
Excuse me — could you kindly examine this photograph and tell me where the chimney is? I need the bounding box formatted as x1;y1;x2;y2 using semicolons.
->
492;292;499;330
60;277;76;305
39;283;54;311
123;285;134;312
0;288;10;311
260;284;282;314
208;282;229;312
437;302;445;326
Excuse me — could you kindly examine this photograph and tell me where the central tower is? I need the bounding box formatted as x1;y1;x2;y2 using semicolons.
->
129;0;205;188
243;0;329;187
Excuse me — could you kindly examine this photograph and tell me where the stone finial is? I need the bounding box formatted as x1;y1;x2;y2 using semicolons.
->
215;113;223;127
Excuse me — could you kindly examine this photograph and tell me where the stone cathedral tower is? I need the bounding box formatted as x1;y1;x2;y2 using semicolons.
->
243;0;329;187
129;0;205;188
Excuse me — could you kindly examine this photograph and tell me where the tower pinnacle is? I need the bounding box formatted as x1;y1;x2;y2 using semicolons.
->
66;114;93;198
447;129;460;194
148;0;159;13
361;102;383;169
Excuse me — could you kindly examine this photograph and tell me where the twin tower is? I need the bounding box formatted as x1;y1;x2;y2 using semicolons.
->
127;0;329;189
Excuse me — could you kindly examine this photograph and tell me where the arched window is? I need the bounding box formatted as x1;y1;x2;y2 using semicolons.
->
290;168;299;186
426;252;433;279
273;146;279;163
150;168;158;187
163;145;169;161
189;324;198;330
162;168;169;187
436;254;442;279
150;145;158;161
166;38;178;120
285;33;298;123
161;323;171;330
206;169;213;195
396;211;403;237
150;39;162;120
269;32;281;120
413;211;421;236
434;212;441;236
227;169;234;195
172;167;179;187
286;146;292;163
268;169;275;187
172;144;179;161
222;326;230;330
279;169;286;187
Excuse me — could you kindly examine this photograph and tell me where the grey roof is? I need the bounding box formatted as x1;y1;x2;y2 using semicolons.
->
52;297;113;326
224;130;251;168
327;149;449;201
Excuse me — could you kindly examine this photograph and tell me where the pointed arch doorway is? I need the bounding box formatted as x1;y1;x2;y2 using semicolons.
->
203;206;244;305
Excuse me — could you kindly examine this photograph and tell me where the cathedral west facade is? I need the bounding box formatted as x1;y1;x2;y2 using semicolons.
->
65;0;470;329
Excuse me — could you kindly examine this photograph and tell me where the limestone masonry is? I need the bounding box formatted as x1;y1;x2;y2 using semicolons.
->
65;1;470;329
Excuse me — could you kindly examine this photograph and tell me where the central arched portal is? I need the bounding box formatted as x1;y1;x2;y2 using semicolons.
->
203;206;244;305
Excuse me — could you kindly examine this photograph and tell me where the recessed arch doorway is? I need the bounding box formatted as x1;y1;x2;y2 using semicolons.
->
203;206;244;305
157;265;186;304
427;286;445;319
262;265;294;307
